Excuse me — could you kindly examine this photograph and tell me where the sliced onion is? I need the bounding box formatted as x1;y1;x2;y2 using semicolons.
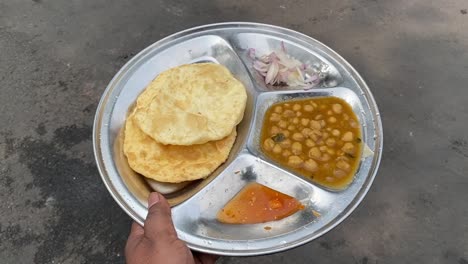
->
304;73;319;83
276;50;301;69
301;83;317;90
253;60;269;72
265;60;279;84
249;42;326;88
296;67;305;82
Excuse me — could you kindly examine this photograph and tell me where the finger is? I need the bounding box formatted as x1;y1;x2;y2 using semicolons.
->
194;252;219;264
130;221;145;238
143;192;178;243
125;221;144;252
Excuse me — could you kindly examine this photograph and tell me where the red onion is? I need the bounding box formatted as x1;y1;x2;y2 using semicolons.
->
249;42;324;89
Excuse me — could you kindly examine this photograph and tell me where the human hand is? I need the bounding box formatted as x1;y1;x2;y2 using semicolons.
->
125;192;218;264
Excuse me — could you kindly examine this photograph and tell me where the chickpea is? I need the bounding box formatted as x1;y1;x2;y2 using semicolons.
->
304;105;314;112
336;155;350;162
282;150;292;158
288;156;304;168
325;176;335;182
332;103;343;114
322;132;329;139
279;139;292;148
304;159;318;172
336;160;351;171
270;113;281;122
343;113;349;120
311;129;322;137
292;117;299;124
317;139;325;146
282;130;291;137
328;116;337;123
332;129;340;137
319;146;327;152
270;126;281;135
278;120;288;128
296;111;302;117
326;127;332;132
326;148;336;155
283;110;295;117
326;138;336;147
288;125;296;131
310;120;321;130
350;120;359;128
292;132;305;141
263;138;275;151
291;142;303;155
321;153;331;162
301;118;310;126
301;128;312;137
310;133;318;141
333;169;346;178
274;106;283;113
342;142;355;154
293;104;301;111
273;144;282;154
311;102;318;108
284;103;291;108
314;114;323;120
305;139;315;147
327;110;333;116
342;131;353;142
319;120;326;128
309;147;321;159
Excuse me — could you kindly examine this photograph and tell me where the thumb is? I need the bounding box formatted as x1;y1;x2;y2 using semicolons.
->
143;192;178;243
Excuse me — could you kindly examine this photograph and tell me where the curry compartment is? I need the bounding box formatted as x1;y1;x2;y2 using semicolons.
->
248;87;366;191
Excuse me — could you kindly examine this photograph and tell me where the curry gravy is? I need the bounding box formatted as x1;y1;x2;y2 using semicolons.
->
217;182;304;224
260;97;362;189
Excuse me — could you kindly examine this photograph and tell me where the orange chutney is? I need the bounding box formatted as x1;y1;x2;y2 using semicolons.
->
260;97;362;189
217;182;304;224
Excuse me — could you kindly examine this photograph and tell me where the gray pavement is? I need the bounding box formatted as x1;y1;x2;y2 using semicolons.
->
1;0;468;263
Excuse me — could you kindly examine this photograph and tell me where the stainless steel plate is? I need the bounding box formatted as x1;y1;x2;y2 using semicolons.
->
93;22;383;256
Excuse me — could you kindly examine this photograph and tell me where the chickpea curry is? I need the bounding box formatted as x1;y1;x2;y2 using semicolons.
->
217;182;304;224
260;97;362;189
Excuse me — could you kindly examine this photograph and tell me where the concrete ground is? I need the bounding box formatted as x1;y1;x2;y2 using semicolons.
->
1;0;467;263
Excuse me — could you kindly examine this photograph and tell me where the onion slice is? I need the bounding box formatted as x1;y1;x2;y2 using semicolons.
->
249;42;327;88
265;60;279;84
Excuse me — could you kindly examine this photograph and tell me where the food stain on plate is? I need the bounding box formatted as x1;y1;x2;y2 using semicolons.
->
217;182;304;224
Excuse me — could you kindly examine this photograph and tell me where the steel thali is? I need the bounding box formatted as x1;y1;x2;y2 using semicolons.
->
93;22;383;256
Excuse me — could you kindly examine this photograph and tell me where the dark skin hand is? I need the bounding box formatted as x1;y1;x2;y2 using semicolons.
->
126;192;218;264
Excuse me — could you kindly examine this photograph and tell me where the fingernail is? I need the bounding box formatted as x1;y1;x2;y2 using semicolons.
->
148;192;160;208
